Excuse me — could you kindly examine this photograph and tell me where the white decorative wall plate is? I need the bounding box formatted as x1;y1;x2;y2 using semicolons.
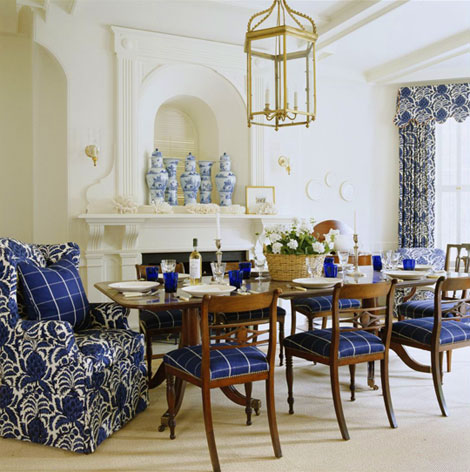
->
339;181;354;201
324;171;335;188
306;179;323;201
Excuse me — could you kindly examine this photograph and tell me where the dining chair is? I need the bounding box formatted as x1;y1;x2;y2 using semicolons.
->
391;276;470;416
284;280;397;440
136;263;185;381
163;290;282;472
219;260;287;366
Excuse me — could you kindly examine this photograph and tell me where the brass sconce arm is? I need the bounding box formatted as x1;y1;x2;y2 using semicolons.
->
278;155;291;175
85;145;99;166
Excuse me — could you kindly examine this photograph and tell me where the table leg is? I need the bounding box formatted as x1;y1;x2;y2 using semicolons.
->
220;386;262;415
390;343;431;373
159;307;199;431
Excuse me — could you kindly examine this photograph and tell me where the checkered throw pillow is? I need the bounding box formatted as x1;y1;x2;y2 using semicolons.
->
17;256;89;329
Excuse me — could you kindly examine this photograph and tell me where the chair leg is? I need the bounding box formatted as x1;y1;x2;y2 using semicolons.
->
290;302;297;336
266;376;282;458
202;387;221;472
348;364;356;402
244;382;252;426
330;364;349;440
308;316;314;331
146;333;153;382
286;353;294;414
380;356;397;428
278;318;285;366
439;351;444;385
321;316;327;329
166;374;176;439
431;349;448;417
446;350;453;373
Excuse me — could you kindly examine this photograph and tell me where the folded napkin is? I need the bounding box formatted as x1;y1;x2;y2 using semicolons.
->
122;291;148;297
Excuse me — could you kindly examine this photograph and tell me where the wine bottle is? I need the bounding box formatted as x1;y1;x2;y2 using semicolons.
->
189;238;202;285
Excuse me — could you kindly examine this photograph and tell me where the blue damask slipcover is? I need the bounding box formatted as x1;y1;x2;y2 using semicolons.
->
0;238;148;453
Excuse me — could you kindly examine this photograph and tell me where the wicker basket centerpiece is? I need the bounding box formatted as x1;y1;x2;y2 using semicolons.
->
262;219;338;282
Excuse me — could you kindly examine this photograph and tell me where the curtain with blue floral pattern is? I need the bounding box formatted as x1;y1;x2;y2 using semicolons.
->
394;83;470;248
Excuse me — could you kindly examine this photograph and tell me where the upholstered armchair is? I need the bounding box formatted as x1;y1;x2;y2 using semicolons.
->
0;238;148;453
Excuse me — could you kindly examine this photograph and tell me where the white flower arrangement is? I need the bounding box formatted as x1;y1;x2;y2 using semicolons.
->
152;201;173;214
263;218;339;255
113;195;138;214
254;201;278;215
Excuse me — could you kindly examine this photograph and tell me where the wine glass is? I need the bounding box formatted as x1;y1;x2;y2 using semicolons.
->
391;251;400;269
383;250;392;270
161;259;176;273
337;251;349;275
254;254;266;281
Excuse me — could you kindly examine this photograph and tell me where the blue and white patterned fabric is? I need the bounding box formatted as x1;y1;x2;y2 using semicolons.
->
17;257;89;329
394;84;470;127
283;329;384;359
164;343;268;380
392;317;470;346
293;296;360;314
397;248;445;269
397;300;465;319
220;306;286;322
0;238;148;453
139;308;182;329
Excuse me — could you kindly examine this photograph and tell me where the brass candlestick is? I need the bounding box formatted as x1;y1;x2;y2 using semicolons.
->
346;233;365;277
215;238;222;264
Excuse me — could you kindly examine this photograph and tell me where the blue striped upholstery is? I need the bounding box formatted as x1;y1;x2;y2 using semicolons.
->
17;256;89;329
397;300;466;319
283;329;384;359
140;309;182;329
220;306;286;322
392;317;470;345
164;343;268;380
293;296;360;314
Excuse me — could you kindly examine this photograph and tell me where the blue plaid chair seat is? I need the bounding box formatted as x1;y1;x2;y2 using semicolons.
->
164;343;268;380
219;306;286;322
397;300;463;319
392;317;470;346
293;296;360;314
139;309;182;330
283;329;384;359
75;329;144;371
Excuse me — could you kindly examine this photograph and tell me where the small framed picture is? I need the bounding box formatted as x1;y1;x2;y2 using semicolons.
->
245;186;276;214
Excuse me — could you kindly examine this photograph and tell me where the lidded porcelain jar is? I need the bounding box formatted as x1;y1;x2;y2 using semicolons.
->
198;161;214;204
163;158;180;206
146;148;168;204
180;152;201;205
215;152;236;206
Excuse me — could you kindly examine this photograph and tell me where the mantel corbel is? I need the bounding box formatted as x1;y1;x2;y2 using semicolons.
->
122;223;141;251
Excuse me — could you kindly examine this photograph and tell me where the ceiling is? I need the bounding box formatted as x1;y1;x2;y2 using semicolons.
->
21;0;470;84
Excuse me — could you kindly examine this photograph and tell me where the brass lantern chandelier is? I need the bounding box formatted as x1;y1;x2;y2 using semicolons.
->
245;0;317;130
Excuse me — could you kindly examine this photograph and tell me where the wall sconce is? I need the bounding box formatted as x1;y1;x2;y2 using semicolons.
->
278;155;291;175
85;145;99;166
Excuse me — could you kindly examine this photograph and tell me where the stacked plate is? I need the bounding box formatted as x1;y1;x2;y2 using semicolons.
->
181;284;236;297
383;270;428;280
292;277;342;288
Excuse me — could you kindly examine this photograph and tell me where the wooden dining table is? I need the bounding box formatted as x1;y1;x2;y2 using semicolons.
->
95;266;442;430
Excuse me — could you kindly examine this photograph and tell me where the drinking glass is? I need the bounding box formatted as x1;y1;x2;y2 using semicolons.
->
383;250;392;270
228;269;243;289
210;261;226;283
337;251;349;273
145;266;159;281
161;259;176;273
403;258;416;270
324;263;338;278
391;251;400;269
163;272;178;292
306;256;323;278
254;255;267;281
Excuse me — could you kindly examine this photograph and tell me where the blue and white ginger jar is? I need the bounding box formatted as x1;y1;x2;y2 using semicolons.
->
146;148;168;204
198;161;214;204
163;158;180;206
215;152;236;206
180;152;201;205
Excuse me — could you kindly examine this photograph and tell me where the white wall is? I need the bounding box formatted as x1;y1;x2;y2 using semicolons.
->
1;1;401;255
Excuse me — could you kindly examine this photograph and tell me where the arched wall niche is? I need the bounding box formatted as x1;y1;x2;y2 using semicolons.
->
138;63;249;206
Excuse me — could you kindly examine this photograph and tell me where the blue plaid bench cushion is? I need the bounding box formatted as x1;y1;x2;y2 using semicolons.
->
392;317;470;345
220;306;286;322
397;300;464;319
164;343;268;380
293;296;360;314
283;329;384;359
139;309;183;329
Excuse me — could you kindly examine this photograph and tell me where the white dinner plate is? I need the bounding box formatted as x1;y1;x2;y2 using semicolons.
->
383;270;427;280
414;264;433;271
292;277;343;288
157;273;190;280
109;281;160;292
181;284;236;297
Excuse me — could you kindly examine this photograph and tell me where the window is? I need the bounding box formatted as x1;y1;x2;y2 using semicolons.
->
435;118;470;248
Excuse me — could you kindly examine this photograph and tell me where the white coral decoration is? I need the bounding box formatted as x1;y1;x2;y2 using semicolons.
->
186;203;220;214
113;195;138;214
254;201;278;215
152;201;173;214
220;205;245;214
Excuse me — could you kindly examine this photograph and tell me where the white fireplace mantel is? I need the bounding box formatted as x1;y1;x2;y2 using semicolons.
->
78;213;293;300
